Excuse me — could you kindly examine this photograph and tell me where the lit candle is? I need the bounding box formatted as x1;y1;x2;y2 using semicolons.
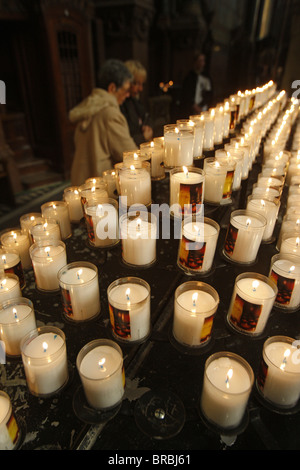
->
246;195;279;242
63;186;84;223
20;326;68;397
173;281;219;347
119;166;151;207
0;274;22;303
170;166;205;217
202;111;215;151
140;140;165;180
223;210;266;264
0;298;36;356
189;115;205;159
280;233;300;256
77;339;124;410
0;248;25;289
102;169;119;198
257;336;300;408
41;201;72;240
107;277;151;343
120;212;156;267
227;273;277;336
1;229;31;270
29;218;61;244
84;199;119;248
0;391;20;450
177;217;219;274
269;253;300;310
200;352;253;429
276;215;300;250
29;240;67;292
163;124;194;167
58;262;101;322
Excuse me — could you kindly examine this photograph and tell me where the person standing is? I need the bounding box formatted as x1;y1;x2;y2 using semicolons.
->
69;59;138;186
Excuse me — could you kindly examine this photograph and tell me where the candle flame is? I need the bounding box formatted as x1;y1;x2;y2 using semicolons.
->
13;308;18;320
252;280;259;291
261;199;265;207
192;292;198;307
126;288;130;302
44;246;50;256
183;166;188;175
98;358;106;370
296;237;300;246
226;368;233;388
77;269;82;279
130;165;135;171
280;349;291;370
1;279;7;288
2;255;6;263
43;341;48;353
246;218;251;227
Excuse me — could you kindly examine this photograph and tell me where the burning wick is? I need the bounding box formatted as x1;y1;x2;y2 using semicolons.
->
252;280;259;292
225;369;233;388
280;349;291;371
192;292;198;308
126;288;130;302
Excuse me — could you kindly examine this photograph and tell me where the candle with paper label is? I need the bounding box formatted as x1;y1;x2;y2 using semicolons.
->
84;199;119;248
20;326;68;397
223;210;266;264
269;253;300;310
0;298;36;356
41;201;72;240
1;229;31;270
58;262;100;322
29;240;67;292
0;274;21;303
170;166;205;217
0;391;20;450
173;281;219;347
177;217;219;275
200;352;254;429
77;339;124;410
120;212;156;267
227;273;277;336
107;277;150;343
140;140;165;180
256;336;300;408
0;248;25;289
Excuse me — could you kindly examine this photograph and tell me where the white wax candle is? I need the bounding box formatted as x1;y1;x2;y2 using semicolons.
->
223;213;266;263
64;187;84;223
276;217;300;250
204;160;227;204
228;276;276;335
21;330;68;396
30;243;67;291
202;115;215;150
287;163;300;185
103;170;118;198
173;289;218;346
41;202;72;240
108;282;150;342
58;266;100;321
0;250;25;289
280;235;300;256
29;220;61;243
0;301;36;356
170;167;204;217
270;258;300;309
140;141;165;180
257;339;300;407
246;198;279;241
119;167;151;207
189;117;204;158
0;276;22;303
163;127;194;167
79;344;124;410
0;393;19;450
256;176;284;193
201;355;252;429
121;216;156;267
178;221;219;273
84;203;118;248
1;230;31;270
20;213;42;233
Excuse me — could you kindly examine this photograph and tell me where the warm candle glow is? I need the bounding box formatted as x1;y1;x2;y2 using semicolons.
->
126;288;130;302
252;280;259;291
44;247;50;256
77;269;82;279
43;341;48;353
225;368;233;388
280;349;291;370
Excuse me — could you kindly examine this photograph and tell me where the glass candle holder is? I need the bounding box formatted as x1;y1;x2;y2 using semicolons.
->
280;231;300;256
63;186;84;223
0;297;36;356
203;158;227;205
256;335;300;409
84;198;119;248
102;169;118;199
169;166;205;218
29;240;67;292
215;149;242;192
189;115;204;159
177;216;219;275
173;281;219;348
1;228;31;270
118;166;151;208
256;174;285;197
78;181;109;211
202;111;215;151
0;247;25;289
200;351;254;430
20;213;42;238
246;194;280;242
120;211;157;268
227;272;277;336
163;124;194;168
269;253;300;311
223;209;266;264
29;217;61;244
0;273;22;304
41;201;72;240
0;391;21;450
20;326;69;397
77;338;124;410
107;277;151;343
140;140;165;180
58;261;101;322
276;215;300;251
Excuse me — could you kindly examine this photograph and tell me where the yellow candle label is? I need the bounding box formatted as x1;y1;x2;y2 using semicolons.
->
270;269;295;306
179;182;203;215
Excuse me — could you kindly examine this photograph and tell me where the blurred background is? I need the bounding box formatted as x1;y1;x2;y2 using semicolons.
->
0;0;299;200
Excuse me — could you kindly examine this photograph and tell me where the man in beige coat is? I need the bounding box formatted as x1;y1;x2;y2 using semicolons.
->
70;59;138;186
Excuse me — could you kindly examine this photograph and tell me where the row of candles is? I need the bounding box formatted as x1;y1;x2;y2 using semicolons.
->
1;81;300;448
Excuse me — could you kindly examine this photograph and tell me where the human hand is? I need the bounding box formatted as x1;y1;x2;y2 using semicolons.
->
142;125;153;141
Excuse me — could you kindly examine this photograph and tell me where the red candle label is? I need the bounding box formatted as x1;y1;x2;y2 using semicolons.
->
270;269;295;305
179;182;203;215
178;235;206;270
229;293;263;332
109;304;131;339
224;223;238;255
